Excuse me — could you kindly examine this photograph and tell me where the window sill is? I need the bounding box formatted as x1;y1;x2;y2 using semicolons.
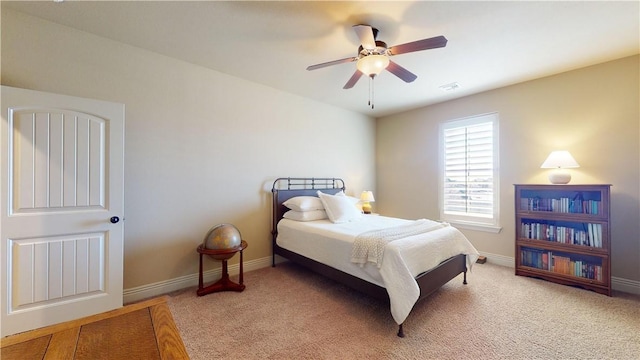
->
445;220;502;234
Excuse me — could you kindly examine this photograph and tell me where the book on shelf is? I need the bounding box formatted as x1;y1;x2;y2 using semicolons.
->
589;223;602;248
520;248;603;281
520;221;602;248
520;196;600;215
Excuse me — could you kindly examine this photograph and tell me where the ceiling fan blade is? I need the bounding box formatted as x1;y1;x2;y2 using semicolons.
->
388;35;448;56
352;24;376;50
343;70;364;89
307;57;357;71
386;60;417;83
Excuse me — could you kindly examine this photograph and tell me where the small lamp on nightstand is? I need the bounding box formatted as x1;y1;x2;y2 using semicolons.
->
540;151;580;184
360;191;375;214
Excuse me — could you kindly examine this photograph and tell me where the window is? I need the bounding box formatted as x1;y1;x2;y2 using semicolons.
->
439;113;500;232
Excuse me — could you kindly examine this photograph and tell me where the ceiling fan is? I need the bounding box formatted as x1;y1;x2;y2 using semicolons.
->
306;24;448;90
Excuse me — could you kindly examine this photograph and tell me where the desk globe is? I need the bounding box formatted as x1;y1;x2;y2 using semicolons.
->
203;224;242;259
197;224;247;296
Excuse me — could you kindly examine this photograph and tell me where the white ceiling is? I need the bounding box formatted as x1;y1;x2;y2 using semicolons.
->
3;0;639;117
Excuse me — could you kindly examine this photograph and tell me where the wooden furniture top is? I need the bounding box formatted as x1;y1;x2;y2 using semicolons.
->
1;295;189;360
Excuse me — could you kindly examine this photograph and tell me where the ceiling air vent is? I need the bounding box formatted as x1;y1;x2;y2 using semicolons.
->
439;82;460;91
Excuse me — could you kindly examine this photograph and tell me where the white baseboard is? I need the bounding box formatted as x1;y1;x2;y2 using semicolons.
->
611;276;640;295
478;251;514;268
123;256;278;304
478;251;640;295
124;253;640;303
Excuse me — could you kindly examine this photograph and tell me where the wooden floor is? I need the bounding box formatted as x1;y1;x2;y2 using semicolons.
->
0;295;189;360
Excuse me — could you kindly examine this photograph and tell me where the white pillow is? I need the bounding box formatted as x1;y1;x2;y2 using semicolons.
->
332;190;360;203
283;196;324;212
317;191;363;223
332;191;362;210
283;210;328;222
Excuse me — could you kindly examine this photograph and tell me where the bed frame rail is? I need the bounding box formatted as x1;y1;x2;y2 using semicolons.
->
272;177;345;191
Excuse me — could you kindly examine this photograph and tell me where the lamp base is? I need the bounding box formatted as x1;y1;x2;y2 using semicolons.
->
548;170;572;184
362;203;372;214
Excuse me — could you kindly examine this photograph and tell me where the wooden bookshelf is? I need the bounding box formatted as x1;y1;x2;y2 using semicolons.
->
514;184;611;296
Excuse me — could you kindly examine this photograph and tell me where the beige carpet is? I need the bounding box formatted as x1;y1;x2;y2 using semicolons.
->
168;261;639;359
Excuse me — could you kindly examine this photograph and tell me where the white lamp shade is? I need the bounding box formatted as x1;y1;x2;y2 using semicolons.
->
360;191;375;202
356;55;389;76
540;151;580;169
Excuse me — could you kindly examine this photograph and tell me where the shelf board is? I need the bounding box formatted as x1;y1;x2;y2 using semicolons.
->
516;268;610;296
516;239;608;256
518;211;608;222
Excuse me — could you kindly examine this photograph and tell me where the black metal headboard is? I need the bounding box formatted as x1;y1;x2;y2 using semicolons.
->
271;177;345;243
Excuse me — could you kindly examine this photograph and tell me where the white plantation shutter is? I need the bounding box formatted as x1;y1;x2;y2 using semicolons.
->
440;113;499;229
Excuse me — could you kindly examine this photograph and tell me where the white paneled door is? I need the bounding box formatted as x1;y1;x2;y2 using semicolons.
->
0;86;124;337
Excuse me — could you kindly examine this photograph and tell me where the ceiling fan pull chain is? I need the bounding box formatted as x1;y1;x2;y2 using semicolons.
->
368;76;372;107
370;75;375;109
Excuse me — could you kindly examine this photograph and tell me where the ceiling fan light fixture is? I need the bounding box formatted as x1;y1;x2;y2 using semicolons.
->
356;55;390;76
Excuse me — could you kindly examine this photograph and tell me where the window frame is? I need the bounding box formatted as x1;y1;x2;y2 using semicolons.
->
438;113;501;233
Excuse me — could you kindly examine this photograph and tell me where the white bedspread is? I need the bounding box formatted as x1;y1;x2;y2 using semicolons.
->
277;216;480;325
351;219;448;267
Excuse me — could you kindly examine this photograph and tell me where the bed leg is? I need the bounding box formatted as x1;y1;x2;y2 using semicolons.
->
397;324;405;338
463;270;468;285
272;253;276;267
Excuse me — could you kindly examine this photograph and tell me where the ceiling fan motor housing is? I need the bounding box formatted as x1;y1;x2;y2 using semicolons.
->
358;41;389;59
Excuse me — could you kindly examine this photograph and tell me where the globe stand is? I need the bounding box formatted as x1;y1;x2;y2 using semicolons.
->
196;240;248;296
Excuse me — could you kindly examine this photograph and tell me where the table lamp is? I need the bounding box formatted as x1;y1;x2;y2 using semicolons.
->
360;191;375;214
540;151;580;184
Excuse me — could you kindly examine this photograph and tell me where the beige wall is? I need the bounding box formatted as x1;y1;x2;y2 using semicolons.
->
1;10;376;289
377;55;640;282
2;8;638;293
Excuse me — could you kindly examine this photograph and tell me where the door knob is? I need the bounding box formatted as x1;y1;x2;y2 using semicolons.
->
110;216;120;224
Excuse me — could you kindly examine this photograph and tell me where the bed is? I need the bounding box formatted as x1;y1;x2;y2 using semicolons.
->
271;177;479;337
